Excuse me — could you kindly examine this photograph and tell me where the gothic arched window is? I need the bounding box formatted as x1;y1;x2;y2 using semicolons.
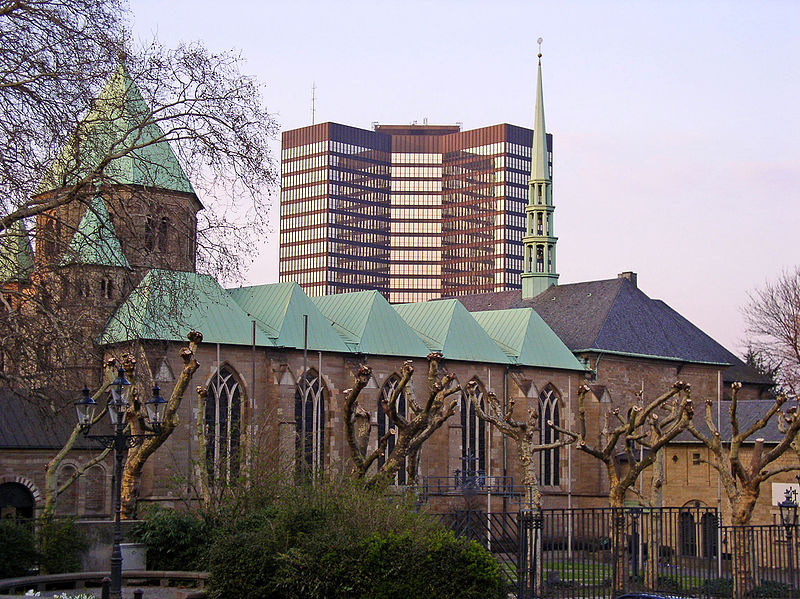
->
539;384;560;487
378;375;408;485
295;369;326;476
461;380;487;478
205;366;242;485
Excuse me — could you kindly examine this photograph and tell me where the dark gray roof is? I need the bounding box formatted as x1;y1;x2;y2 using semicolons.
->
455;276;771;386
0;390;99;450
674;399;795;444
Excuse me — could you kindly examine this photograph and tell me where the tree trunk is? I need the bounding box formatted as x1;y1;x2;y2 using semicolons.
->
609;487;629;594
731;493;759;599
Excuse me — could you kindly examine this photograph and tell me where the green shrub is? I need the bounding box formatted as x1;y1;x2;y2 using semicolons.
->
37;517;87;574
130;508;207;571
0;519;39;578
205;479;504;599
702;577;733;598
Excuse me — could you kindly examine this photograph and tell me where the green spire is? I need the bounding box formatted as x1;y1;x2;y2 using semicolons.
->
522;42;559;300
531;52;550;182
0;220;35;282
60;193;130;268
38;63;195;195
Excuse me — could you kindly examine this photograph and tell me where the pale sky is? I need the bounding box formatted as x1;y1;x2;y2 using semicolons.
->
130;0;800;356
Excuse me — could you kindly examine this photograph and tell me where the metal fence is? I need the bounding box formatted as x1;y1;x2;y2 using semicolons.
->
434;507;800;599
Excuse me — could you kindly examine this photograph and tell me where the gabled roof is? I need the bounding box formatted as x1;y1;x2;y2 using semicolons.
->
393;300;511;364
228;282;350;353
456;276;770;385
471;308;585;371
0;220;35;282
100;269;273;346
530;277;737;366
38;63;195;196
60;194;130;268
311;291;430;357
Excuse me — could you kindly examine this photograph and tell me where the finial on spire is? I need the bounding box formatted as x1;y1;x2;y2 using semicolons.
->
537;37;543;60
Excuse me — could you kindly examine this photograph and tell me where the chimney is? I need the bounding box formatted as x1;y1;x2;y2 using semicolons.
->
618;271;637;287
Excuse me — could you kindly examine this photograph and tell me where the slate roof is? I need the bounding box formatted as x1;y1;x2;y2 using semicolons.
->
38;64;195;196
0;220;35;282
456;277;770;385
393;300;511;364
0;390;99;450
673;399;797;444
59;194;130;268
311;291;430;357
100;269;275;346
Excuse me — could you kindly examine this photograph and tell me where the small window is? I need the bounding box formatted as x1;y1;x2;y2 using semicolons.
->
99;279;113;299
158;217;169;251
692;452;701;465
144;216;154;251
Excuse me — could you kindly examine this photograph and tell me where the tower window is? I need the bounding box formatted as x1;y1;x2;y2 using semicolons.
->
144;216;154;251
99;278;113;299
158;217;169;252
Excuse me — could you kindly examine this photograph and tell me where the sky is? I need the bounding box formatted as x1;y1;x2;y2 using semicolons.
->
130;0;800;356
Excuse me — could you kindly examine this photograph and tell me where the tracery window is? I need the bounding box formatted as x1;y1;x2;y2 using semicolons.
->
205;366;242;485
461;380;486;478
377;375;408;485
539;384;560;487
295;369;326;476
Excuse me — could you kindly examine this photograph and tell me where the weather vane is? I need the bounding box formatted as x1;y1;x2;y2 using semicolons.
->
537;37;543;59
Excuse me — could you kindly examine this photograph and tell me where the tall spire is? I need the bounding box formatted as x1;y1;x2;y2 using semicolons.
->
531;41;550;182
521;39;559;299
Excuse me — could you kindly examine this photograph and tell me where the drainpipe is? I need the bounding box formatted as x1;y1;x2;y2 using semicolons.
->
503;365;509;513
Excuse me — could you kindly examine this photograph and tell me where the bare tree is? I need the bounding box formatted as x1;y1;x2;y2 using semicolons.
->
745;267;800;395
463;380;571;510
343;353;460;487
687;382;800;598
119;331;203;519
554;382;693;593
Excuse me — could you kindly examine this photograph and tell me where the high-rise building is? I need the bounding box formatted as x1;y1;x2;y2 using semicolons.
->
279;63;555;302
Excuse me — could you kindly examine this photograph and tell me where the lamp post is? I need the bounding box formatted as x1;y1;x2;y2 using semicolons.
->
630;507;642;584
779;488;798;599
75;370;164;599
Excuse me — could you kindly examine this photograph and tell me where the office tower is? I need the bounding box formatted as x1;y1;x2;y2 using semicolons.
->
279;66;554;301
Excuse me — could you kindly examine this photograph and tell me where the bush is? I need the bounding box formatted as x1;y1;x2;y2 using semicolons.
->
130;508;207;571
37;517;88;574
0;519;39;578
205;480;505;599
702;577;733;598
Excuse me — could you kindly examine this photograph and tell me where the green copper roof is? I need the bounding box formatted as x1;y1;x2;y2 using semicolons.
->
0;220;35;282
100;269;274;346
311;291;430;357
228;283;350;353
530;57;550;182
472;308;585;371
38;64;194;195
393;300;511;364
60;194;130;268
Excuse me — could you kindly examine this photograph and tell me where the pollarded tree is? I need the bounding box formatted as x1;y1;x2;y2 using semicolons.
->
687;382;800;599
343;353;460;487
463;380;572;511
119;331;203;519
554;382;693;593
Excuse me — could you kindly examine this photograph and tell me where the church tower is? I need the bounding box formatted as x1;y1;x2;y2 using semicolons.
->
521;43;558;299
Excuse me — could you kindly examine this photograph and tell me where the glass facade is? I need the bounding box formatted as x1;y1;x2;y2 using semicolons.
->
279;122;552;301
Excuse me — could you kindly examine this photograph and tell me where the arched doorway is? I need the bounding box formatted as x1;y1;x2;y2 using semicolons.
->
0;482;35;519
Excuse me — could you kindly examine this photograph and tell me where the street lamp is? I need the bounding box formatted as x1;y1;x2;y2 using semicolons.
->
779;489;798;599
75;368;163;599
